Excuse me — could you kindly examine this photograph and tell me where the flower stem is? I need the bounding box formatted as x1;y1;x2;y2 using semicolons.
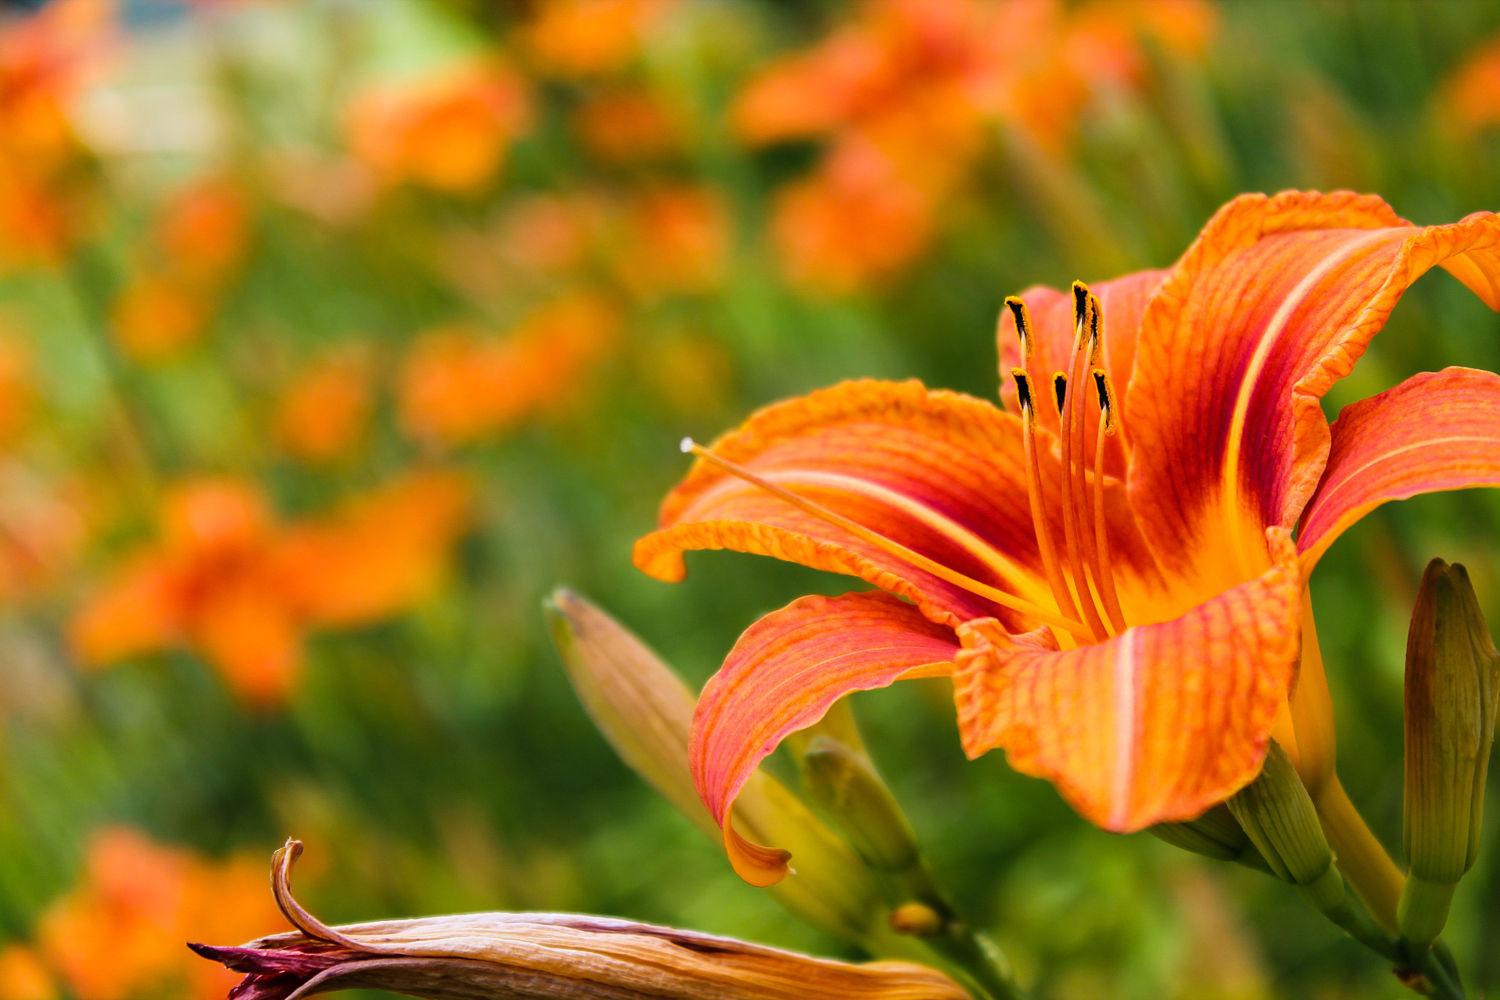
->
922;920;1028;1000
1314;777;1403;931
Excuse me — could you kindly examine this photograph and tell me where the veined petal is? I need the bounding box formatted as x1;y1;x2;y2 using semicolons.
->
1299;368;1500;570
953;529;1302;831
1126;191;1500;586
636;380;1050;626
690;592;959;886
635;379;1161;628
998;269;1167;475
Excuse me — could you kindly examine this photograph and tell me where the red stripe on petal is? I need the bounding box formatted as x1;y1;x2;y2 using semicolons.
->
953;529;1302;831
1299;368;1500;569
1126;191;1500;589
690;591;958;885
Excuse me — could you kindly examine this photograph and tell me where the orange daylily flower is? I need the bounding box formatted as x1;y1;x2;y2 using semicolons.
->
109;175;252;362
398;293;620;448
32;826;281;1000
1439;28;1500;138
71;471;473;705
272;349;373;465
612;184;730;300
345;58;530;195
0;946;55;1000
0;0;113;269
520;0;674;79
733;0;1216;291
634;190;1500;886
572;86;686;163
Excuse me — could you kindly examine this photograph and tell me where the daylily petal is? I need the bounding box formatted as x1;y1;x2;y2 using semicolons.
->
1127;191;1500;587
953;528;1302;831
998;268;1167;476
636;379;1052;626
635;378;1162;628
1299;367;1500;571
690;591;959;886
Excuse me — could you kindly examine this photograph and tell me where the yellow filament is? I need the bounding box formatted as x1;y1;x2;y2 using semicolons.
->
1013;368;1082;624
1059;292;1109;640
683;440;1090;637
1089;368;1127;633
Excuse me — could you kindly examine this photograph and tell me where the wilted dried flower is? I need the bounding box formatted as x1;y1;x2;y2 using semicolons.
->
190;840;967;1000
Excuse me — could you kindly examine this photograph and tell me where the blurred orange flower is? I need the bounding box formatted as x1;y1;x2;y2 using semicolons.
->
31;827;281;1000
399;293;620;448
613;184;730;300
521;0;673;78
346;58;531;195
734;0;1216;291
109;175;252;363
0;946;55;1000
0;0;114;269
70;472;473;705
573;86;686;163
1440;29;1500;137
771;139;933;296
153;176;251;284
273;349;374;465
109;272;213;362
273;469;474;629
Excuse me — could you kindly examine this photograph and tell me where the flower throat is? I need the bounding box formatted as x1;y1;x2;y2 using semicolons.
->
682;283;1128;645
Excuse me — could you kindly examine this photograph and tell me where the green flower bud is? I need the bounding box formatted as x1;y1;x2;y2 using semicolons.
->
545;588;897;951
1400;559;1500;949
1228;742;1344;911
1150;805;1271;873
801;736;922;876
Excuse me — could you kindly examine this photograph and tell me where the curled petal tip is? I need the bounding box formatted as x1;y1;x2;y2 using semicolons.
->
725;823;793;887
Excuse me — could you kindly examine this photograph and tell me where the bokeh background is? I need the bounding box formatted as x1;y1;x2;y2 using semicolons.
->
3;1;1500;997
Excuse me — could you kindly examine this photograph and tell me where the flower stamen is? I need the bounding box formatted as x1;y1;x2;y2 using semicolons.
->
1090;367;1127;633
1060;285;1110;640
1013;367;1082;626
681;439;1090;636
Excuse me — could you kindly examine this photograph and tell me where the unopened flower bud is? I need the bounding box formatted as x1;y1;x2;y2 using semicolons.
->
190;840;968;1000
544;589;891;949
1227;741;1343;911
1150;805;1270;873
801;736;921;875
1400;559;1500;949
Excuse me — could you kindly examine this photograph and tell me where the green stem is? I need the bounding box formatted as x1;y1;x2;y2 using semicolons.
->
921;918;1027;1000
1314;778;1466;998
1315;777;1403;931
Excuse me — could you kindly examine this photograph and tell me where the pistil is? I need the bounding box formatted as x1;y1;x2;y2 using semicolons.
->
681;439;1090;637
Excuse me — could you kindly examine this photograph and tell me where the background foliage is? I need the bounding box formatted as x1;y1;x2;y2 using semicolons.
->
2;1;1500;998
